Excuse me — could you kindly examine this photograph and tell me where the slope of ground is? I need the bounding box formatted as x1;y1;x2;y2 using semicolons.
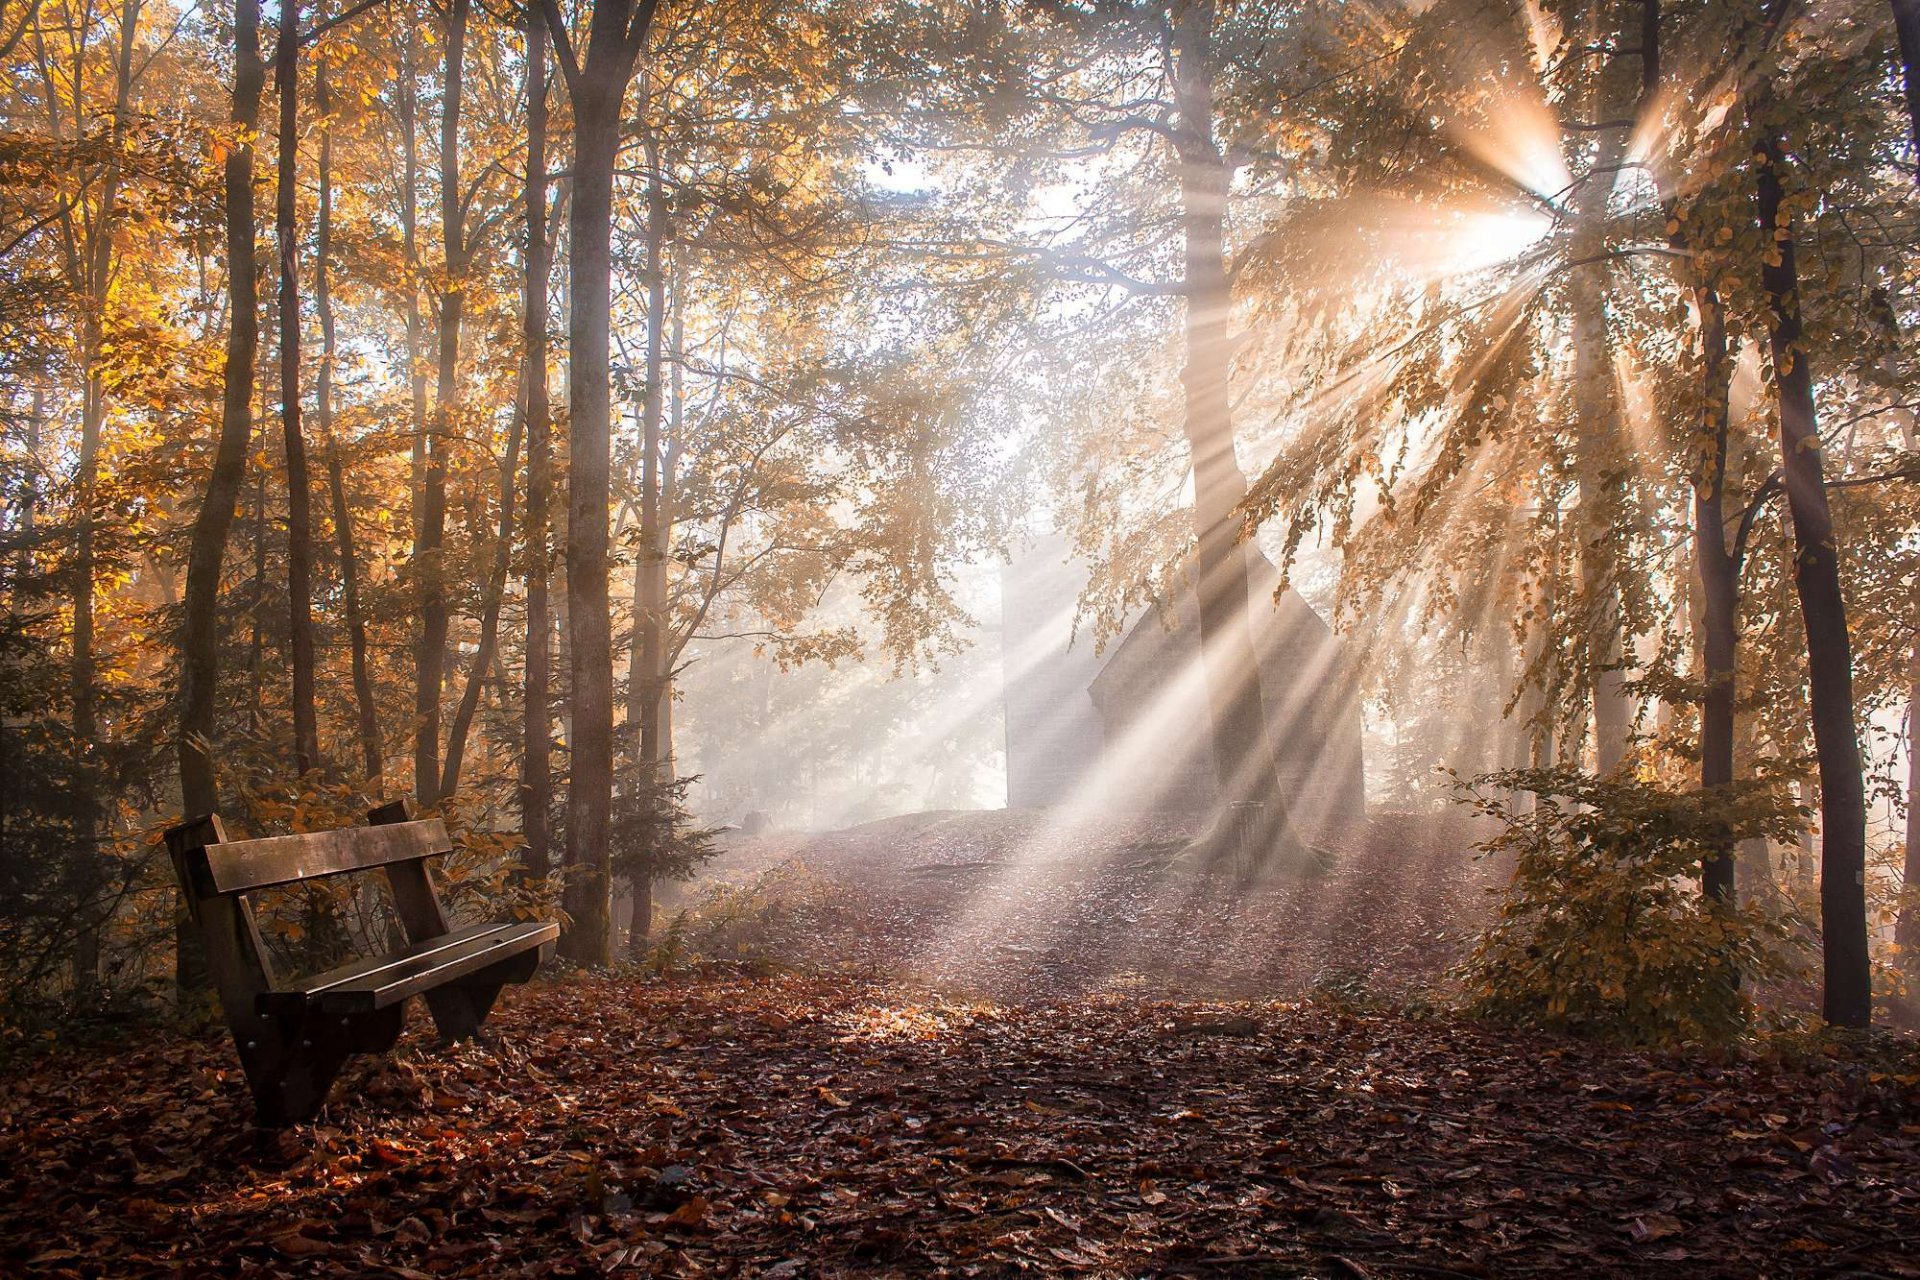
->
660;808;1499;1002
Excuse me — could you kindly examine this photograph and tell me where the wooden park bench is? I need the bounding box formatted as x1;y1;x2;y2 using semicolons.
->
163;800;557;1125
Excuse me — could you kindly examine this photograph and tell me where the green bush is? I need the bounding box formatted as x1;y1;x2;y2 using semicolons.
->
1451;768;1807;1047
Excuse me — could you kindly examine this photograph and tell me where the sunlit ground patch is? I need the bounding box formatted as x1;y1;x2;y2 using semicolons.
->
829;998;1002;1043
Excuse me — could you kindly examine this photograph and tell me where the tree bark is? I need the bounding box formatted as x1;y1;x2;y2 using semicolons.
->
521;12;554;878
539;0;662;965
1693;286;1738;904
65;0;143;1000
246;470;268;729
1895;0;1919;186
1894;606;1920;970
1168;0;1304;866
399;21;428;554
558;83;619;967
1569;88;1633;774
440;383;524;800
414;0;468;807
625;124;668;955
177;0;265;991
315;63;381;786
1757;138;1871;1027
274;1;319;776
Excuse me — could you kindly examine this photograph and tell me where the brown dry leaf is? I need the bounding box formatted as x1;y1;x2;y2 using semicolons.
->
665;1195;711;1228
267;1225;333;1256
1628;1213;1685;1243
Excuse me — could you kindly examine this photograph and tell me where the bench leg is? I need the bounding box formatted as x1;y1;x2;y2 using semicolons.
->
254;1024;352;1126
347;1005;405;1055
431;946;546;1042
246;1009;403;1126
421;987;486;1043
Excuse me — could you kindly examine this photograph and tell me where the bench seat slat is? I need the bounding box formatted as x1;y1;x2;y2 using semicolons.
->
195;819;452;896
257;920;558;1016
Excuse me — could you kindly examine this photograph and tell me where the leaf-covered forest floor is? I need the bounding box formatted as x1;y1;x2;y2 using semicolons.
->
6;811;1919;1278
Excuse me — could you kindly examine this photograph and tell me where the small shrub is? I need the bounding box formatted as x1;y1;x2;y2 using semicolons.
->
1451;767;1807;1047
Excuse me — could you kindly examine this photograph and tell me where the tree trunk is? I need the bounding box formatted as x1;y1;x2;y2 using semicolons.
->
521;12;554;878
413;0;467;807
246;470;268;728
66;0;143;1000
1894;616;1920;970
1694;286;1738;904
625;127;668;956
1895;0;1919;186
1168;0;1304;866
440;383;525;800
178;0;265;991
274;2;319;776
315;63;381;786
1570;102;1633;774
1757;138;1871;1028
400;21;427;555
542;0;659;966
558;79;622;966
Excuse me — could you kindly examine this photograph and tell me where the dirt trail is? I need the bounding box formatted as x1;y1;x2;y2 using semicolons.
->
662;808;1501;1002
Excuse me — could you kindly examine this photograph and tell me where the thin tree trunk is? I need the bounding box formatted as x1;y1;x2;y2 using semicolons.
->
520;12;553;877
1694;286;1738;904
66;0;143;1001
1570;92;1633;774
1895;0;1919;185
1894;613;1920;968
246;470;268;728
399;20;427;554
315;63;380;785
178;0;265;991
414;0;467;807
274;1;319;776
440;384;525;800
1757;137;1871;1028
625;124;668;956
1168;0;1304;866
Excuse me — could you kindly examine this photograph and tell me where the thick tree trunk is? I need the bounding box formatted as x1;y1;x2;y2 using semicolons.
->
1757;139;1871;1028
315;65;381;785
541;0;659;965
414;0;467;807
274;4;319;776
1169;0;1304;866
521;14;553;878
178;0;265;991
1693;287;1738;904
558;82;622;966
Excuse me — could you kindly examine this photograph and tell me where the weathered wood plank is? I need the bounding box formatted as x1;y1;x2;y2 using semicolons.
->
255;920;550;1014
310;922;556;1014
188;818;451;895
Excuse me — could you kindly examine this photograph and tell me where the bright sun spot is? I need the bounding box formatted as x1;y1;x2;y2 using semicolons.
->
1448;209;1554;274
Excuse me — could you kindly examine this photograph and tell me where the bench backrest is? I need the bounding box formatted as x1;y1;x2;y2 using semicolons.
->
177;817;453;898
163;803;457;1033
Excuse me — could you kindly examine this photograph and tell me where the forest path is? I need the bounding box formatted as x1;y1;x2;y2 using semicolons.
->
5;973;1916;1277
660;807;1500;1003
